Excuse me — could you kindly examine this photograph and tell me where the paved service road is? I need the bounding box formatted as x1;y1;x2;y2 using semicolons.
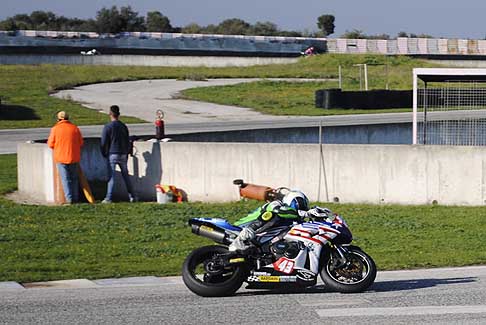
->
1;114;407;154
3;78;486;154
52;78;336;124
1;266;485;324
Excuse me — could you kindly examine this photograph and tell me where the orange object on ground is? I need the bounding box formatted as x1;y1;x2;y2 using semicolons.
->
78;167;95;204
159;184;184;203
233;179;276;201
47;120;84;163
53;160;66;204
239;183;273;201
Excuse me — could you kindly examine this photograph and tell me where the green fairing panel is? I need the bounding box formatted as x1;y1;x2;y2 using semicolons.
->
234;202;299;226
277;206;299;219
234;207;262;226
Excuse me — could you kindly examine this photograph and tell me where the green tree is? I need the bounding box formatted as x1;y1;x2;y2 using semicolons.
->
0;18;17;31
146;11;172;32
317;14;335;37
30;11;56;29
367;33;390;40
95;6;144;33
119;6;145;32
202;24;218;34
95;6;122;33
181;23;202;34
216;18;251;35
11;14;32;30
341;29;366;39
74;19;97;32
251;21;278;36
278;30;303;37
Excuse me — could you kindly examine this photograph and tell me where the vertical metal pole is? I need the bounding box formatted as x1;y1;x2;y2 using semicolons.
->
423;81;428;145
359;65;363;90
412;72;418;144
364;64;368;91
319;120;323;145
338;65;342;89
385;62;389;90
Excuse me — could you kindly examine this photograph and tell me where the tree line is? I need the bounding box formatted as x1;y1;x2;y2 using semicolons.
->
0;7;431;39
342;29;433;39
0;7;335;37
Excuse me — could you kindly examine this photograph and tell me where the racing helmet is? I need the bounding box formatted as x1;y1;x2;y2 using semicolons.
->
282;190;310;211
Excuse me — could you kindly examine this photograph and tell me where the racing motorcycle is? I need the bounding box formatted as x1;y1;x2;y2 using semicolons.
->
182;212;376;297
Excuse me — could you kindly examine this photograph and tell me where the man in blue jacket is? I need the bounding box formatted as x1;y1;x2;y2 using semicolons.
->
101;105;137;203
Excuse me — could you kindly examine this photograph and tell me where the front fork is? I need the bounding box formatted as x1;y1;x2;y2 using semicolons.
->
329;244;352;269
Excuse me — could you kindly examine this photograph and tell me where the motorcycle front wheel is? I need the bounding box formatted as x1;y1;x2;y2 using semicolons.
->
320;245;376;293
182;245;246;297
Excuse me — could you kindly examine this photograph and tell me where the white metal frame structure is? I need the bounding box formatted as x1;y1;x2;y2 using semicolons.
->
413;68;486;145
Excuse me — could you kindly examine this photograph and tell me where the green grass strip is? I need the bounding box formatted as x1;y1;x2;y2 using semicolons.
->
0;54;437;129
181;80;410;115
1;154;485;283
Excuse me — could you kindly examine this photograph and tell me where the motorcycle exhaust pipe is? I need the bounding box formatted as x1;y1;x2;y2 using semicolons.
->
191;224;230;245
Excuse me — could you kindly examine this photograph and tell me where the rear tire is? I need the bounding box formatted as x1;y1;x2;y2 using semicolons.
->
320;246;376;293
182;245;246;297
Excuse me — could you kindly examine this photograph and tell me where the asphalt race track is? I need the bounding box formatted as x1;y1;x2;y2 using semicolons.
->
1;266;485;324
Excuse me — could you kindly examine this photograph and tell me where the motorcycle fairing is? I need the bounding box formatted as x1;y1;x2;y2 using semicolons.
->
255;225;291;245
247;269;316;286
280;221;340;274
192;217;241;232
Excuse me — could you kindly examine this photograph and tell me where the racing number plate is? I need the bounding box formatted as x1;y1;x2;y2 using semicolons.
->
273;257;295;274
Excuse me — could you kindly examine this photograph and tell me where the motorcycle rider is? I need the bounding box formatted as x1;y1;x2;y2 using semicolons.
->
229;190;332;251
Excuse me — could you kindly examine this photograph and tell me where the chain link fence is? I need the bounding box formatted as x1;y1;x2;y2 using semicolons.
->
417;81;486;145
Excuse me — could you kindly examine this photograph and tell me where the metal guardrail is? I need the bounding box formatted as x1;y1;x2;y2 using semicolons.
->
0;29;326;43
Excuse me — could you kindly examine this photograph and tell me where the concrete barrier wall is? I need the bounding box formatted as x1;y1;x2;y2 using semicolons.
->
326;37;486;56
0;54;298;67
6;31;486;58
154;142;486;206
18;141;486;206
17;143;55;202
0;34;323;57
170;124;412;145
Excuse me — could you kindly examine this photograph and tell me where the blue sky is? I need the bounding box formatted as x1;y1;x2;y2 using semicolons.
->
1;0;484;39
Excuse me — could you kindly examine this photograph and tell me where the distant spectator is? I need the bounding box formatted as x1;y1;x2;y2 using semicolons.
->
47;111;84;204
101;105;137;203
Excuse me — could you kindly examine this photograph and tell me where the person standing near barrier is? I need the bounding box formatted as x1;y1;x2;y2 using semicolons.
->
47;111;84;204
101;105;137;203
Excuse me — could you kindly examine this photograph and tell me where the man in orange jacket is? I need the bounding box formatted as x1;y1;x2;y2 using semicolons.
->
47;111;84;204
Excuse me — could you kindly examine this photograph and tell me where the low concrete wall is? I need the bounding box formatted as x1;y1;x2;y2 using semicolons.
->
0;54;297;67
170;124;412;145
429;59;486;68
154;142;486;206
18;140;486;206
17;143;55;202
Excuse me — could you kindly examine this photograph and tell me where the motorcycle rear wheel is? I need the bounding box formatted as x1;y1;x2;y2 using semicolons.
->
182;245;246;297
320;246;376;293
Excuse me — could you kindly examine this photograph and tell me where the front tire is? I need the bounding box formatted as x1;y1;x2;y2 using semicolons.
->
182;245;246;297
320;246;376;293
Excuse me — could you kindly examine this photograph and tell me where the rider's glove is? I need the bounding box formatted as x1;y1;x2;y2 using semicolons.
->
307;206;332;219
239;227;256;241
